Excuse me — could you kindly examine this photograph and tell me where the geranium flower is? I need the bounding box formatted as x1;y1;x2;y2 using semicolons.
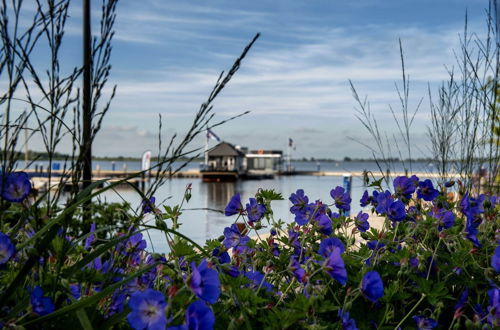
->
245;198;265;223
360;190;370;207
224;193;243;216
354;212;370;232
289;189;309;214
222;224;249;249
84;223;96;250
338;309;358;330
211;248;230;264
141;196;156;214
189;259;220;304
393;176;416;199
387;200;406;222
375;190;393;214
493;246;500;273
294;203;314;226
431;209;455;231
0;232;15;264
361;271;384;302
330;186;351;212
460;193;485;220
171;300;215;330
1;172;31;203
127;289;167;330
289;257;307;283
318;237;345;257
454;287;468;312
245;271;273;292
416;179;439;201
317;214;333;235
412;315;438;329
30;286;55;316
322;247;347;285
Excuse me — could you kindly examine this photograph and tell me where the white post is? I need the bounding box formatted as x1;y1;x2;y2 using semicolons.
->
204;132;209;169
287;136;291;172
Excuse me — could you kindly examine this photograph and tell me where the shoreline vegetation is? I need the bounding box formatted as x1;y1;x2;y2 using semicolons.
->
8;149;461;163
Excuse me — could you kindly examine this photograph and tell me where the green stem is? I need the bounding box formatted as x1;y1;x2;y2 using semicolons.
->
394;294;426;330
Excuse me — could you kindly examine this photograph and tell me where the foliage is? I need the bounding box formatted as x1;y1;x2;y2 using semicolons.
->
0;174;498;329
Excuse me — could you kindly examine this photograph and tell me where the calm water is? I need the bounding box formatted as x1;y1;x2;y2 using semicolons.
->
22;160;440;253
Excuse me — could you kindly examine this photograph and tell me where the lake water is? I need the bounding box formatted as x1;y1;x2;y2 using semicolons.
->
22;160;441;253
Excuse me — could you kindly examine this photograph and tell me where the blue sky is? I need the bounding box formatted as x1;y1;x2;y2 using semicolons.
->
14;0;493;158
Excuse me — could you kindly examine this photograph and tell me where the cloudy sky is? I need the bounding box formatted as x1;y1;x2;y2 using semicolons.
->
12;0;495;159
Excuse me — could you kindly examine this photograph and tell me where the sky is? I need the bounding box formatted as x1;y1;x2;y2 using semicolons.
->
6;0;496;159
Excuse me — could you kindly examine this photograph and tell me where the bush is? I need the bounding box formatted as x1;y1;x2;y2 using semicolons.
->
0;173;498;329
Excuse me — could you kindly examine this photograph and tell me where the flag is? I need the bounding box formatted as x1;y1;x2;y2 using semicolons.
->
288;137;293;147
207;129;221;142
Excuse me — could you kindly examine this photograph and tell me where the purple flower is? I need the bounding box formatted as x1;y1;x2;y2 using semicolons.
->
270;228;277;236
108;291;127;317
375;190;393;214
493;246;500;273
354;212;370;232
0;172;31;203
367;240;385;251
487;287;500;325
289;189;309;214
222;224;250;249
318;237;345;257
322;247;347;285
224;193;243;216
412;315;438;329
246;198;266;223
189;259;220;304
410;257;419;268
212;248;230;264
121;232;147;254
338;309;358;330
361;271;384;302
288;230;302;256
127;289;167;330
185;300;215;330
294;203;314;226
393;176;416;199
455;287;468;312
330;186;351;212
69;284;81;300
460;193;485;220
289;257;307;283
30;286;55;316
142;196;156;214
387;200;406;222
445;181;455;188
84;223;96;250
317;214;333;235
0;232;15;264
432;209;455;231
416;179;439;202
360;190;370;207
245;271;273;292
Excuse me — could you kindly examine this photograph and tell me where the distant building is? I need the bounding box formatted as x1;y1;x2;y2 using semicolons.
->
245;149;282;178
202;142;283;181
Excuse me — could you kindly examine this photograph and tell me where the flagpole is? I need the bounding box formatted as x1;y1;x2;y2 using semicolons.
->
204;129;209;169
287;136;291;173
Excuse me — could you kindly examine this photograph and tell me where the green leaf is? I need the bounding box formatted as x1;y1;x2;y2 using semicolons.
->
22;262;160;326
76;308;93;330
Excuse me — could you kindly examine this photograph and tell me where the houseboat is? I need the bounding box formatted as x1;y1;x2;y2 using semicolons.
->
200;142;282;182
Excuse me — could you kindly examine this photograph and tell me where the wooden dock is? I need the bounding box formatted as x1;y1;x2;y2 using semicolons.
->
24;168;455;179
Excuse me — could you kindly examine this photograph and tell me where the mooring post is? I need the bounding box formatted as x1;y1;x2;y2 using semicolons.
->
82;0;92;199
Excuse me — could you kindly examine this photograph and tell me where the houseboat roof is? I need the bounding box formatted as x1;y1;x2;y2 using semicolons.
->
207;142;245;157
